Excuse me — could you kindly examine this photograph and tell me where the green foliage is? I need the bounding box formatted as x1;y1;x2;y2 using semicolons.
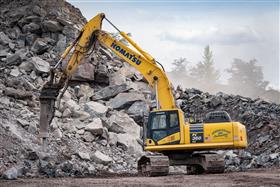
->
171;57;189;74
190;45;220;85
227;58;269;97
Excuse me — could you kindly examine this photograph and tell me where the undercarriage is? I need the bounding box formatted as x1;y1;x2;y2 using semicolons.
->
137;152;225;176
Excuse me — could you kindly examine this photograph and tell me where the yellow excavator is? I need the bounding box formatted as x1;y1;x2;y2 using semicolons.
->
39;13;247;176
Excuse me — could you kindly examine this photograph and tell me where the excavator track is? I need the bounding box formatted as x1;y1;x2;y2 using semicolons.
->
138;152;224;176
184;153;225;174
201;153;225;174
137;155;169;177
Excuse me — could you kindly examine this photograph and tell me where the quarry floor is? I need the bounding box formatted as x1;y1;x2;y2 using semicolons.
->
1;168;279;187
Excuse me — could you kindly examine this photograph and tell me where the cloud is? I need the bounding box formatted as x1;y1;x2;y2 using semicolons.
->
159;26;262;46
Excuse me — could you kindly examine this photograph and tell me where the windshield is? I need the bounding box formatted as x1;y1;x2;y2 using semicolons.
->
148;110;180;141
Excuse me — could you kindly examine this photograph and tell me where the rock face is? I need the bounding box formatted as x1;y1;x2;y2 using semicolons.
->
0;0;148;178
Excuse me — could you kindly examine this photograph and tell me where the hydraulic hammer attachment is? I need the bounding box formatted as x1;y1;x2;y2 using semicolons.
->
39;83;60;151
39;68;66;151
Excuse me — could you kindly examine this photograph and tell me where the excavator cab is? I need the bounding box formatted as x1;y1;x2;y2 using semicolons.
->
145;109;184;147
144;109;247;150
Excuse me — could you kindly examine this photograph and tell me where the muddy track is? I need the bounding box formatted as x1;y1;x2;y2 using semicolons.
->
1;168;279;187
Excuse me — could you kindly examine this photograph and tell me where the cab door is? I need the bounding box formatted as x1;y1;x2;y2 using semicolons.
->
146;110;180;145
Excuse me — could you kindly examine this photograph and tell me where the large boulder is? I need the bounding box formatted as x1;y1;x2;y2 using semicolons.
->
25;33;38;46
77;152;90;161
108;122;125;134
19;61;34;72
91;84;131;101
108;61;144;85
127;101;150;124
64;99;80;113
3;87;33;99
83;131;95;142
75;84;94;104
109;72;127;86
116;134;143;154
18;15;41;27
2;167;20;180
42;20;63;32
6;53;21;65
92;151;112;165
0;50;8;58
94;63;109;85
84;101;108;117
55;35;67;54
108;111;140;136
132;81;151;92
72;62;95;81
10;67;21;77
30;57;50;73
22;22;41;34
108;132;118;146
85;118;103;135
107;92;145;110
31;39;49;55
0;32;11;45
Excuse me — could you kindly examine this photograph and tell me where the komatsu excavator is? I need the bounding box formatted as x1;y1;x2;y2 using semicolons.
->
39;13;247;176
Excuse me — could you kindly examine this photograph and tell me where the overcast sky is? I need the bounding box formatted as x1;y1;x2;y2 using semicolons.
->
68;0;279;89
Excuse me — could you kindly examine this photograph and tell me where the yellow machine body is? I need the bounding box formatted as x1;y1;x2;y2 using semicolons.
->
145;109;247;152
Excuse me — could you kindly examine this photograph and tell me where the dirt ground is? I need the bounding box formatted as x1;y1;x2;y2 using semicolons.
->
1;168;279;187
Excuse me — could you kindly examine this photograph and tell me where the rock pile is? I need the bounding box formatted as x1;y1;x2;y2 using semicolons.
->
176;87;280;171
0;0;151;179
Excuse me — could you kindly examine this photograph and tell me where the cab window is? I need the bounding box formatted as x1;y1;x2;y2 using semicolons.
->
170;113;179;128
151;113;167;129
148;110;180;142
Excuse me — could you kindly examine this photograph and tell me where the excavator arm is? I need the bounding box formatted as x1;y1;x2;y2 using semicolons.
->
39;13;176;148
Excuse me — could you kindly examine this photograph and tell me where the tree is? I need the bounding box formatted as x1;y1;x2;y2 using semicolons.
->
171;57;189;74
227;58;269;97
168;58;193;89
190;45;220;86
